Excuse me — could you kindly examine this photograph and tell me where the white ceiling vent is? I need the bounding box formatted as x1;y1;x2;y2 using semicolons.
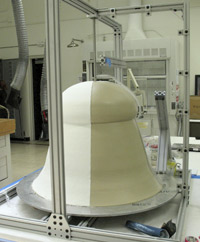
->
151;48;159;56
143;49;150;56
127;49;134;57
160;48;167;57
135;49;142;57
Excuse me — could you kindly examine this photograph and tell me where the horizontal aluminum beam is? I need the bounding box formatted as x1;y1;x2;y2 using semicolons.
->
71;226;179;242
100;56;126;68
0;214;46;234
62;0;121;30
98;3;184;16
155;91;172;174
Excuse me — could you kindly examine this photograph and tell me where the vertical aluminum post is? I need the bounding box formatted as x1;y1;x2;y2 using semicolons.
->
182;0;190;199
46;0;66;216
114;28;123;82
93;18;97;82
114;29;118;80
155;91;171;173
118;28;123;82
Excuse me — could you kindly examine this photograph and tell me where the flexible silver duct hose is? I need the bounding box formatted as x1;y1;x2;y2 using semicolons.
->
10;0;29;91
40;46;48;111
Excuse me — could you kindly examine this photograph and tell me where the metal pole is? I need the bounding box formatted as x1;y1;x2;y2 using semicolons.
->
118;28;123;82
114;29;118;80
93;18;97;82
62;0;122;30
46;0;66;215
97;3;184;16
182;0;190;200
175;197;187;240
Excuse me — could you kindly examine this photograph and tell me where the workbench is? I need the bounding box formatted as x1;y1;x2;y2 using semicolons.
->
0;119;15;189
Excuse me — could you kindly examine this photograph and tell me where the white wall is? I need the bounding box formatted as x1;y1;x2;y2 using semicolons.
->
0;0;199;139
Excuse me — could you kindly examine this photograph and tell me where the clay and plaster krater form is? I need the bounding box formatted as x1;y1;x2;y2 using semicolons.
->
32;81;162;207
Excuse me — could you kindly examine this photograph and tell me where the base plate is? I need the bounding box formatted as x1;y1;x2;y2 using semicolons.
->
17;171;179;217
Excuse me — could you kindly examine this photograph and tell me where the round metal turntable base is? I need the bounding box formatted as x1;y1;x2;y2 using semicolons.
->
17;171;178;217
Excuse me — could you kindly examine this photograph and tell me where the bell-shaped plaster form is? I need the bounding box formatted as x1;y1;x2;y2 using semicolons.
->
32;81;162;207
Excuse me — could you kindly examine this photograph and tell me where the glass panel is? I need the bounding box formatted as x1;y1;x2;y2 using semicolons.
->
96;63;115;77
95;62;166;109
125;60;166;76
137;78;166;108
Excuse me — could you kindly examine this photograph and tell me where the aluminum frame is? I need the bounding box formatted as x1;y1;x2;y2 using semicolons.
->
100;56;126;68
97;3;184;16
0;1;190;242
155;91;172;174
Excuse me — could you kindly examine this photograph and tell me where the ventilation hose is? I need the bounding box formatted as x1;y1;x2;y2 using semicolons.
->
6;0;29;109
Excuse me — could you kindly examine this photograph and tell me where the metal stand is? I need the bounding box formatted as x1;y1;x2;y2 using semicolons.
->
0;1;190;242
45;0;71;238
155;91;172;174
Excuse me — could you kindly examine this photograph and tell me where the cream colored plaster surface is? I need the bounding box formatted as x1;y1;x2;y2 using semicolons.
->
31;148;51;200
64;123;91;206
90;120;161;206
91;82;137;123
32;81;161;208
32;81;92;206
62;81;92;124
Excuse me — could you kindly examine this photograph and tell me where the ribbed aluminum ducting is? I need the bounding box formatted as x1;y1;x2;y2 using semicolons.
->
10;0;29;91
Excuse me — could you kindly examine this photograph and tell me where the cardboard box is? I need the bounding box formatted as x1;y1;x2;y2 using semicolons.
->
190;96;200;119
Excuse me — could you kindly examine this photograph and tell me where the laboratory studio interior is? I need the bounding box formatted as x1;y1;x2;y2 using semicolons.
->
0;0;200;242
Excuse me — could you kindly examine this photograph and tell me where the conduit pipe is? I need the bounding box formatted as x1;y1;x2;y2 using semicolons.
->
7;0;29;109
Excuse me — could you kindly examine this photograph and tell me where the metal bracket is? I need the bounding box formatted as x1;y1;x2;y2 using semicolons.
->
110;8;116;18
100;55;126;68
87;13;98;19
182;184;190;199
46;214;71;239
145;5;151;16
178;29;189;36
178;70;189;76
183;110;189;116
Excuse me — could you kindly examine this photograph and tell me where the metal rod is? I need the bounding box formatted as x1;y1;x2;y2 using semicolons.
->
114;30;118;80
100;56;126;68
93;18;97;82
118;29;123;82
71;226;179;242
62;0;121;30
97;3;184;16
182;0;190;200
0;214;46;234
46;0;66;215
175;197;187;240
155;91;171;173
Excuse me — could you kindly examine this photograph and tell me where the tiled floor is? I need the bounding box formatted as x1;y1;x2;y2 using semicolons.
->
11;143;48;182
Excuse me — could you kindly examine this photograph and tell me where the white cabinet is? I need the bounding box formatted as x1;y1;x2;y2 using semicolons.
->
0;119;15;189
0;135;11;188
